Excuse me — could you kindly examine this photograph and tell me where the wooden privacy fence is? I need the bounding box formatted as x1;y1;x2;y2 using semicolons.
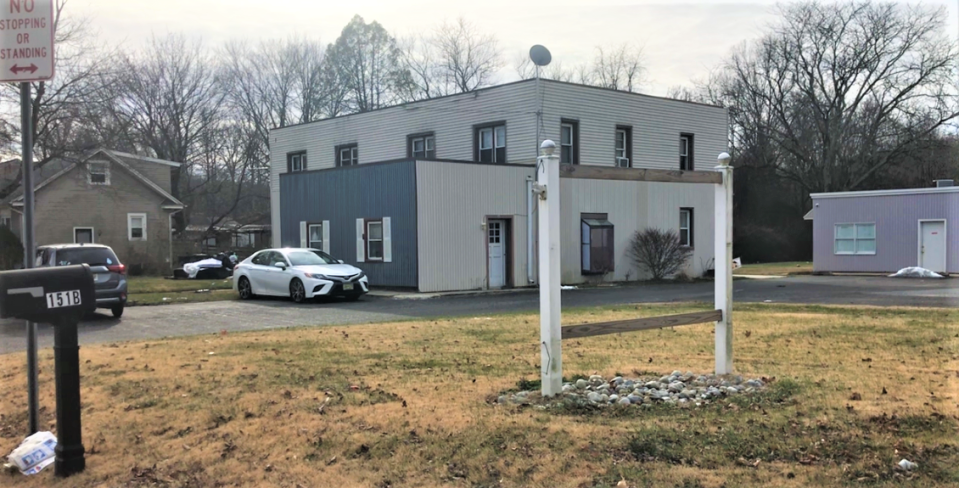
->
535;140;734;397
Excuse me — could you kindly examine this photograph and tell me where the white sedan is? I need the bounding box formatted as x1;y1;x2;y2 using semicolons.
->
233;248;369;303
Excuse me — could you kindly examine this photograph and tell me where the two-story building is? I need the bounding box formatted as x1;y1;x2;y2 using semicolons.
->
271;79;728;292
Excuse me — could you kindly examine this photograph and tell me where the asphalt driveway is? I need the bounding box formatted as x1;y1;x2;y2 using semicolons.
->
1;275;956;354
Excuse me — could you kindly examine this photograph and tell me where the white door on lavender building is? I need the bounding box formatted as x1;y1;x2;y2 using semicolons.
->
919;220;946;273
488;220;506;288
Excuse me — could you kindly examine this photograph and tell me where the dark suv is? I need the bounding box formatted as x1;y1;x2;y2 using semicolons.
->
36;244;128;318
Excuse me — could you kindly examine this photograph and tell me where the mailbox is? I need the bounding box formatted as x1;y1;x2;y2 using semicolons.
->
0;264;93;477
0;265;95;324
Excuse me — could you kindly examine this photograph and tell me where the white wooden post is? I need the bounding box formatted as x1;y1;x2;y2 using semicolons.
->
537;140;563;396
714;152;734;374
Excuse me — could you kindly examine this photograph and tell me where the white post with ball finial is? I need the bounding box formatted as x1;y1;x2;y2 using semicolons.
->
714;152;734;375
537;140;563;396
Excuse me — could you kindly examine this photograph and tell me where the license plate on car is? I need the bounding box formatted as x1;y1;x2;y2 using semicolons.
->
46;290;82;309
342;283;354;291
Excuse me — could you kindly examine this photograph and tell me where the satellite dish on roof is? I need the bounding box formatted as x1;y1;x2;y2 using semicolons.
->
529;45;552;67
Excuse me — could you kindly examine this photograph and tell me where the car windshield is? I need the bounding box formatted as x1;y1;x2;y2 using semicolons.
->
287;251;334;266
55;248;119;267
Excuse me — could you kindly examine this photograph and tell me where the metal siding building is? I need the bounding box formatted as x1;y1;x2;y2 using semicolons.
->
279;161;418;287
271;79;729;292
810;187;959;274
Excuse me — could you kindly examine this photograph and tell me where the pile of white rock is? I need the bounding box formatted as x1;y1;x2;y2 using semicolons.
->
498;371;767;407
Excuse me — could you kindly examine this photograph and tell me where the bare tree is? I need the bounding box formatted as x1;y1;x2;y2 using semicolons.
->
591;43;645;92
514;54;584;83
433;18;501;93
326;15;408;112
397;34;441;100
110;34;227;232
719;1;959;194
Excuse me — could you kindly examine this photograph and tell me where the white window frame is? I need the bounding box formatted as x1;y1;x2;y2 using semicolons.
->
127;213;147;241
615;129;627;160
366;220;384;261
834;223;876;255
560;123;575;164
73;227;95;244
679;208;693;247
338;146;358;166
290;153;306;172
0;216;9;228
88;162;110;185
478;125;506;163
411;135;435;159
680;135;693;171
204;236;217;248
308;223;323;249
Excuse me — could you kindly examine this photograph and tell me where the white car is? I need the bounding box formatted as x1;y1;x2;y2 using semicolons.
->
233;248;369;303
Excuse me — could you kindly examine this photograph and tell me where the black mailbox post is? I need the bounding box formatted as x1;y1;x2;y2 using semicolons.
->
0;264;95;477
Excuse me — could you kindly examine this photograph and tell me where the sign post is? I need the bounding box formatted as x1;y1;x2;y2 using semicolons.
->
1;0;56;435
714;153;734;374
536;140;562;397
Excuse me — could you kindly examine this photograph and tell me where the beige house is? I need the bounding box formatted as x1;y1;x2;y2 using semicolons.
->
7;149;184;274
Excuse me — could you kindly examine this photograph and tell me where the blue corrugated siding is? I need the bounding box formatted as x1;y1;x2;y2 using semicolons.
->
812;191;959;273
279;161;417;287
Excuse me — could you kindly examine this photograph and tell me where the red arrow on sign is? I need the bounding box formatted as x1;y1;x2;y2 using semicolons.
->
10;64;38;75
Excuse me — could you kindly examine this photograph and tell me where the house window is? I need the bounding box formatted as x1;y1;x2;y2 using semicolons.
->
560;120;579;164
287;152;307;172
680;208;693;247
308;223;323;249
204;236;217;247
615;126;632;167
74;227;94;244
476;123;506;163
581;213;614;275
835;223;876;255
0;217;9;227
128;213;147;241
336;144;358;167
366;220;383;261
234;232;253;248
88;162;109;185
408;133;435;159
680;134;694;171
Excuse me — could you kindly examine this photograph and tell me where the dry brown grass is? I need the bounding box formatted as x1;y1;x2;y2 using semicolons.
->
734;261;813;276
0;302;957;487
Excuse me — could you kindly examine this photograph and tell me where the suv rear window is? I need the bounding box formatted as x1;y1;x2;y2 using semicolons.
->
55;248;120;267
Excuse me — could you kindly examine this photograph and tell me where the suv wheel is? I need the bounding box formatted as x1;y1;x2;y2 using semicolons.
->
111;305;124;318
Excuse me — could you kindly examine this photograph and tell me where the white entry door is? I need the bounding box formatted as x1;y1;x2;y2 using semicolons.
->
919;220;947;272
488;220;506;288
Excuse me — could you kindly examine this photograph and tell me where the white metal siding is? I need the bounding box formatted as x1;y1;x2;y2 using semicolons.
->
415;161;534;292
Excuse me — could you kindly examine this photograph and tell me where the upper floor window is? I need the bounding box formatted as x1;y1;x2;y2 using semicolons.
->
128;213;147;241
408;133;435;159
476;123;506;163
680;134;694;171
287;152;307;173
615;126;632;167
560;119;579;164
337;144;358;167
88;162;109;185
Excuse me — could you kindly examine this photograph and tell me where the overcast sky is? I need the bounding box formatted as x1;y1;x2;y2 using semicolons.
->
74;0;959;96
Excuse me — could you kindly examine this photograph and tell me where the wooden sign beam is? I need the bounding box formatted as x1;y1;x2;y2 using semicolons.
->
559;164;723;184
561;310;723;340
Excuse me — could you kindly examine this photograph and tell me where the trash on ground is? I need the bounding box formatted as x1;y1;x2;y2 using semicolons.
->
195;289;211;294
889;267;943;279
898;459;918;470
732;257;742;269
560;286;577;290
6;431;57;475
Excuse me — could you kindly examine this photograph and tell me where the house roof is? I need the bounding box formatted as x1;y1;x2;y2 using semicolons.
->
271;78;725;132
809;186;959;200
10;148;184;208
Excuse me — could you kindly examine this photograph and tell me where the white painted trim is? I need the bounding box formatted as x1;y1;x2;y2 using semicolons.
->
106;149;181;167
300;221;308;248
321;220;330;254
73;227;94;244
811;186;959;199
127;213;147;241
917;219;947;271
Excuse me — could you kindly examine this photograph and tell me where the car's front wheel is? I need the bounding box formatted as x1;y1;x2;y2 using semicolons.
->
289;279;306;304
237;277;254;300
111;305;124;318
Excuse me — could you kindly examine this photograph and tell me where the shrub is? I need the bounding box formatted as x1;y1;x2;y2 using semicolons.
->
0;226;23;270
626;228;693;280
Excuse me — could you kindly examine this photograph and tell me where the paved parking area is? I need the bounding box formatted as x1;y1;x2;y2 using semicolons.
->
1;275;956;354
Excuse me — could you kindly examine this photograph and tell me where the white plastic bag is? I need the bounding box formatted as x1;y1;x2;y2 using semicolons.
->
889;267;943;279
6;431;57;475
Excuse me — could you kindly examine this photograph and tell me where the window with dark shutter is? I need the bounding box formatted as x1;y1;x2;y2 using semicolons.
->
581;213;614;275
408;133;436;159
680;134;694;171
288;152;307;172
336;144;358;167
475;123;506;163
